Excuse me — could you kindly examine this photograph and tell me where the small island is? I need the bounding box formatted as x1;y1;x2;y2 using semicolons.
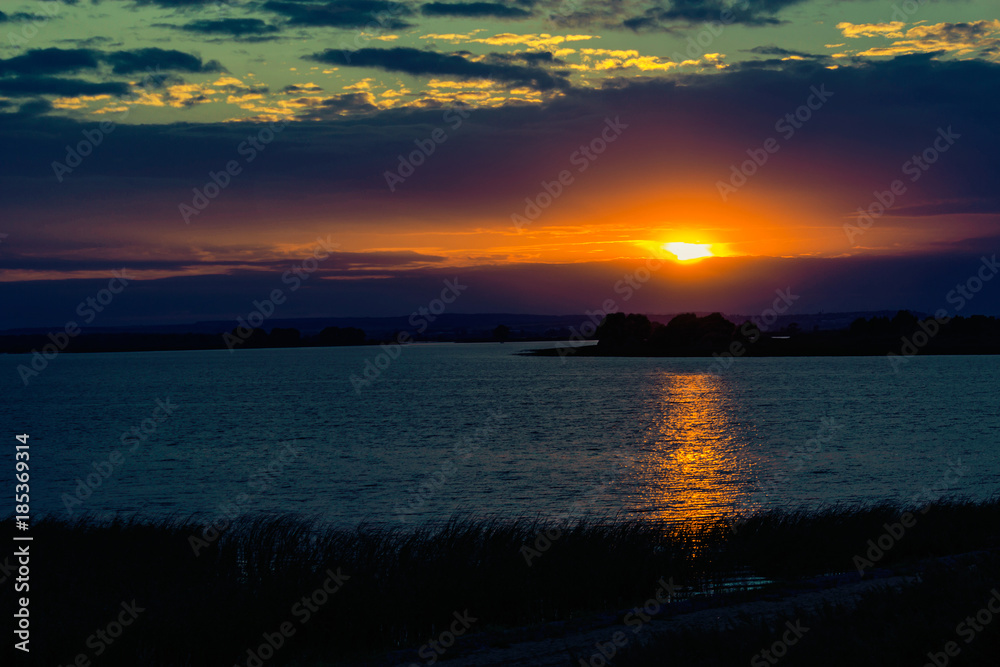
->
528;311;1000;360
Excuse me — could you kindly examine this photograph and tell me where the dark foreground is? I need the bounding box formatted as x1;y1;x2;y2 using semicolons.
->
3;499;999;666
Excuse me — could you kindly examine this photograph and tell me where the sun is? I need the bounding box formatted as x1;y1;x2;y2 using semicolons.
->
663;242;714;261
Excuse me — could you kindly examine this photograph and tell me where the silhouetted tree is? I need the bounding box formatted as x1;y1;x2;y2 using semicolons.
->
891;310;918;333
596;313;652;350
493;324;511;342
868;316;892;334
269;327;301;347
318;326;366;346
648;312;734;351
233;327;269;348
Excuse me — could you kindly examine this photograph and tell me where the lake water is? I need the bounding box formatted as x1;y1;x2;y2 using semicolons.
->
3;343;998;526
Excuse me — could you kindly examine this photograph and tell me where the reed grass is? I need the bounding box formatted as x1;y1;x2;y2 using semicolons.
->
3;497;998;665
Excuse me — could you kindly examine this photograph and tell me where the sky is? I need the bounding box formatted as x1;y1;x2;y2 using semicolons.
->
1;0;999;328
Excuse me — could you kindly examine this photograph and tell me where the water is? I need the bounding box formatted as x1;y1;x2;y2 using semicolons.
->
3;343;998;526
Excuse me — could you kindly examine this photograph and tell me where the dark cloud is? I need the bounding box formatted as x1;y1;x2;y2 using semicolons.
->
172;18;282;37
303;92;380;118
0;11;56;22
623;0;808;30
309;47;570;90
0;47;223;79
214;78;270;94
104;48;223;75
730;56;829;71
489;50;565;66
16;99;54;116
131;0;222;6
261;0;414;29
282;83;324;93
935;20;998;41
0;76;130;97
0;249;444;274
55;36;121;48
2;53;996;200
544;0;636;30
421;2;533;18
747;45;824;58
0;48;101;76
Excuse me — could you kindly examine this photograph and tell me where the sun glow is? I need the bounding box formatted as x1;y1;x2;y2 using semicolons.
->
663;242;714;261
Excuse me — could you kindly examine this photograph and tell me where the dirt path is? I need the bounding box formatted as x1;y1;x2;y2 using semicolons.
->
436;572;917;666
370;550;996;667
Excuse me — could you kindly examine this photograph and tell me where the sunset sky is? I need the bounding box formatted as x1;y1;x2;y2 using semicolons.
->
2;0;999;327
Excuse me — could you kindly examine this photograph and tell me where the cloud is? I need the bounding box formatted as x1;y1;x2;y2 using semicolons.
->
837;22;906;39
210;75;268;93
131;0;226;6
171;18;282;38
622;0;808;31
1;54;998;318
282;83;324;93
52;93;112;110
0;77;131;97
0;47;223;80
0;10;56;22
854;20;1000;58
4;52;996;196
421;2;533;19
309;46;571;90
15;99;54;116
577;48;678;72
262;0;414;29
125;81;223;109
104;48;223;75
299;91;381;118
748;45;824;58
0;49;101;76
54;36;121;48
488;50;566;66
421;32;599;49
0;248;445;275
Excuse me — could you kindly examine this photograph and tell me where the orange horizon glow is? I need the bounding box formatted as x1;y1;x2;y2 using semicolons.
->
7;175;980;284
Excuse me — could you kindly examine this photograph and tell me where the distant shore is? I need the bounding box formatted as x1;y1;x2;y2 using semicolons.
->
4;310;999;359
525;339;1000;357
527;310;1000;361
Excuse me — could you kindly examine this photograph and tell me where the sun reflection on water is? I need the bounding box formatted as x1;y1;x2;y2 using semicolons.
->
626;371;762;526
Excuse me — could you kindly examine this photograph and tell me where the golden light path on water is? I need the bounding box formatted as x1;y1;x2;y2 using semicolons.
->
626;370;763;526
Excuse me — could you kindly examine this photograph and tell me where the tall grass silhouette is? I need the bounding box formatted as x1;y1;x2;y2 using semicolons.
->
4;498;997;664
